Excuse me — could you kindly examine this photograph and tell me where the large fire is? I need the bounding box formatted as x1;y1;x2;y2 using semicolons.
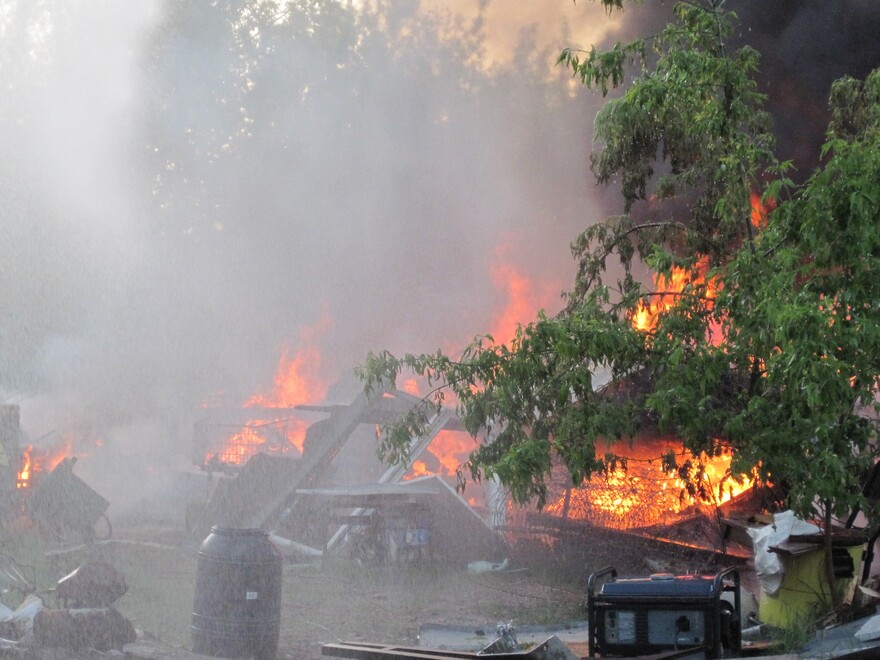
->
544;440;752;529
398;236;754;521
395;204;766;528
508;198;767;528
403;429;483;506
203;316;331;467
631;255;720;337
590;195;771;527
205;245;555;473
397;245;559;505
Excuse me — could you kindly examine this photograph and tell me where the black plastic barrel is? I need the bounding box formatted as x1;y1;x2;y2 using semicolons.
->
191;527;283;659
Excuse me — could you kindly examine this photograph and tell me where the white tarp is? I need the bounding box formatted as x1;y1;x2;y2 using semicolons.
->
747;510;820;596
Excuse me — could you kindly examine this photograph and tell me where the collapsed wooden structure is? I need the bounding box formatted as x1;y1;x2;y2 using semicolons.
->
188;390;505;564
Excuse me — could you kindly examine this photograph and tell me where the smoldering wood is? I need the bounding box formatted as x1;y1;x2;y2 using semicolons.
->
55;561;127;608
32;607;136;652
27;458;110;543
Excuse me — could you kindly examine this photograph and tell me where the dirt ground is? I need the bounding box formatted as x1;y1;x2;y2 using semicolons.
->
34;524;590;660
275;560;587;659
10;514;748;660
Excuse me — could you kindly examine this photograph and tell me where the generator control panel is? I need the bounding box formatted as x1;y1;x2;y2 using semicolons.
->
587;567;740;658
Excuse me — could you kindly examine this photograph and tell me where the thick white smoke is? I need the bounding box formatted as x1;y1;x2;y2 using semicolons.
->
1;1;610;510
3;0;877;513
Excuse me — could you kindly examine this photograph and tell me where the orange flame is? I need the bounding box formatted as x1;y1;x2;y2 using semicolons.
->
16;434;85;488
402;378;421;396
610;189;771;521
16;446;33;489
403;459;431;480
205;314;332;466
545;440;752;529
632;189;771;336
487;241;559;346
403;430;475;480
208;424;279;466
247;345;326;410
425;429;474;476
632;257;718;334
750;190;775;228
489;260;537;345
46;434;78;470
402;430;486;506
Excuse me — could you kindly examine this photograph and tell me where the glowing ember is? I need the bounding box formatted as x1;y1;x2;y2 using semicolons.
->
545;441;752;529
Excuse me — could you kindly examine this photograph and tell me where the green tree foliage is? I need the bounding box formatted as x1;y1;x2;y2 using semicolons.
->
358;0;880;540
727;69;880;514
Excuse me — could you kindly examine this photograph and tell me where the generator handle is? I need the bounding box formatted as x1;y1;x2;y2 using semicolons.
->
713;566;742;657
587;565;617;600
714;566;740;596
586;566;617;657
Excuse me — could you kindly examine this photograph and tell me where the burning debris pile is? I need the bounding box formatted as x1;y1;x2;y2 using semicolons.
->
0;404;133;657
179;336;775;569
186;369;764;574
188;389;505;566
540;440;751;531
1;405;110;546
0;375;873;660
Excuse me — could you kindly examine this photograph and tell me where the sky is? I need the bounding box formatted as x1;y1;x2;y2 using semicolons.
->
1;0;878;512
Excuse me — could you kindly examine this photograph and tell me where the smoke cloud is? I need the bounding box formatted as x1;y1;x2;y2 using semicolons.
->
1;0;877;511
615;0;880;172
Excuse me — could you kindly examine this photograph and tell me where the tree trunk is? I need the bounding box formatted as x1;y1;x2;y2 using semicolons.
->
823;501;840;611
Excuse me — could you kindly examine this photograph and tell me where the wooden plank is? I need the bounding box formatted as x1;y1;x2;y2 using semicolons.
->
243;389;381;528
322;641;478;659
